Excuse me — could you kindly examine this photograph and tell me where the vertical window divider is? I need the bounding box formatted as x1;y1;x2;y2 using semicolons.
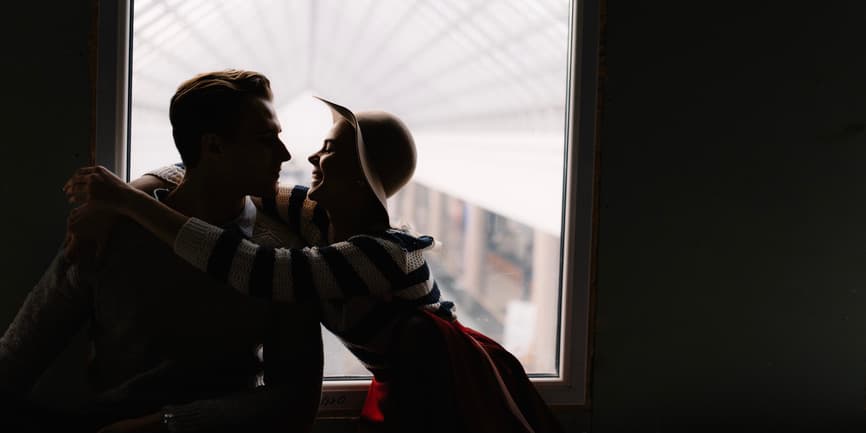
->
95;0;132;180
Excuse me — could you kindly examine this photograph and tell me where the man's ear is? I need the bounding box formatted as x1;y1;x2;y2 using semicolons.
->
200;133;223;160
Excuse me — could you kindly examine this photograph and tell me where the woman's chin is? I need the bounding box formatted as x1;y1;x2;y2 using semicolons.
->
307;185;321;201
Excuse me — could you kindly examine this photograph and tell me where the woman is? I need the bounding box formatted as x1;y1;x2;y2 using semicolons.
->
65;98;561;433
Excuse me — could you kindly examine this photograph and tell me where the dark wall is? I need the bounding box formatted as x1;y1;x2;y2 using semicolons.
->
1;1;93;403
592;2;866;432
1;2;91;310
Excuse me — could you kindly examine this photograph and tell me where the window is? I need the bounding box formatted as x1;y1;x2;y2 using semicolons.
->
96;0;597;412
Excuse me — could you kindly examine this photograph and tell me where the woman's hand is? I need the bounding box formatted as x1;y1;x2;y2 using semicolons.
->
64;165;191;250
63;166;146;263
63;165;136;212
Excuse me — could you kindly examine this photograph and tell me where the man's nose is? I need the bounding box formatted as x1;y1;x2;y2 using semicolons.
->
279;142;291;162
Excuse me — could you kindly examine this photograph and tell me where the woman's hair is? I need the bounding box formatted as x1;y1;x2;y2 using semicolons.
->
169;69;273;167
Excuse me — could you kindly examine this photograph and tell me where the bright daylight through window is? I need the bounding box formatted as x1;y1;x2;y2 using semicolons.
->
131;0;572;378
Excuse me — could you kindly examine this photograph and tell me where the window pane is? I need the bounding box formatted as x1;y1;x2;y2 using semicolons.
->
131;0;570;377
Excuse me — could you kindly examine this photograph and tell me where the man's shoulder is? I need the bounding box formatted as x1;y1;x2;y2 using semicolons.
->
252;211;306;248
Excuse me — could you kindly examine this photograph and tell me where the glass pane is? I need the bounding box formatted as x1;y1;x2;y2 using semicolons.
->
131;0;570;377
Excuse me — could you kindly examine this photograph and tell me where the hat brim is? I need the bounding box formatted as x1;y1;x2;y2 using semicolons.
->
313;96;390;223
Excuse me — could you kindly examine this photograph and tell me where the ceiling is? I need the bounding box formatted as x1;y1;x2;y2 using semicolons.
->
132;0;570;131
130;0;572;234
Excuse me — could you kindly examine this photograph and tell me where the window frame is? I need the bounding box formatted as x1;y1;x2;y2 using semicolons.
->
95;0;599;415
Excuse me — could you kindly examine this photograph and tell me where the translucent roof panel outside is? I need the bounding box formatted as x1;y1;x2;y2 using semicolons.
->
131;0;571;377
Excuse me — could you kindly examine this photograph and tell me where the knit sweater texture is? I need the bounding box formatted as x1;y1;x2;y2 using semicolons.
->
0;194;322;432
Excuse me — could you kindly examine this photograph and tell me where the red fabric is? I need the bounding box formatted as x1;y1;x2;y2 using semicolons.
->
360;378;388;424
359;311;562;433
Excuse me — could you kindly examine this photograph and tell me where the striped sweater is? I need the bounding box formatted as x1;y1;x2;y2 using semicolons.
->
147;165;456;375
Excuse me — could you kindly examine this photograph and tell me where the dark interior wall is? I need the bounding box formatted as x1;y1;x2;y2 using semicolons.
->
1;2;92;310
1;2;91;308
592;2;866;432
0;1;93;402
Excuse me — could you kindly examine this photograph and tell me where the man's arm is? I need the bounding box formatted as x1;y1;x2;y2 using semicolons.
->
0;250;93;397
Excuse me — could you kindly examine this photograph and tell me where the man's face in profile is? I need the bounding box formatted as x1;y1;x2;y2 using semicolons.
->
219;96;290;197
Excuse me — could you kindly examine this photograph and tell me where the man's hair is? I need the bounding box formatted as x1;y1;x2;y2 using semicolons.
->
169;69;273;167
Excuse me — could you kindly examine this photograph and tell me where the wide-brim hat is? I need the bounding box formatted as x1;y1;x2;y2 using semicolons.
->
313;96;417;223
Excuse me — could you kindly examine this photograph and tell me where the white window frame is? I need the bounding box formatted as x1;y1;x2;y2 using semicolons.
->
95;0;599;416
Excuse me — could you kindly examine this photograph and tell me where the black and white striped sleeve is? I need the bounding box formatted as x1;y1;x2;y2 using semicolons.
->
258;184;328;246
145;164;329;246
173;218;436;304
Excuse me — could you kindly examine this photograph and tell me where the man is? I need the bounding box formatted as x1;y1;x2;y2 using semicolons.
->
0;70;323;432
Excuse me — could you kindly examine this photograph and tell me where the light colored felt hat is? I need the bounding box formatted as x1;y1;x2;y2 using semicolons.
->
314;96;417;222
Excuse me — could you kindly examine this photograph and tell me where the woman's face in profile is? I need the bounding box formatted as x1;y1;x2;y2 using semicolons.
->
307;119;362;203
